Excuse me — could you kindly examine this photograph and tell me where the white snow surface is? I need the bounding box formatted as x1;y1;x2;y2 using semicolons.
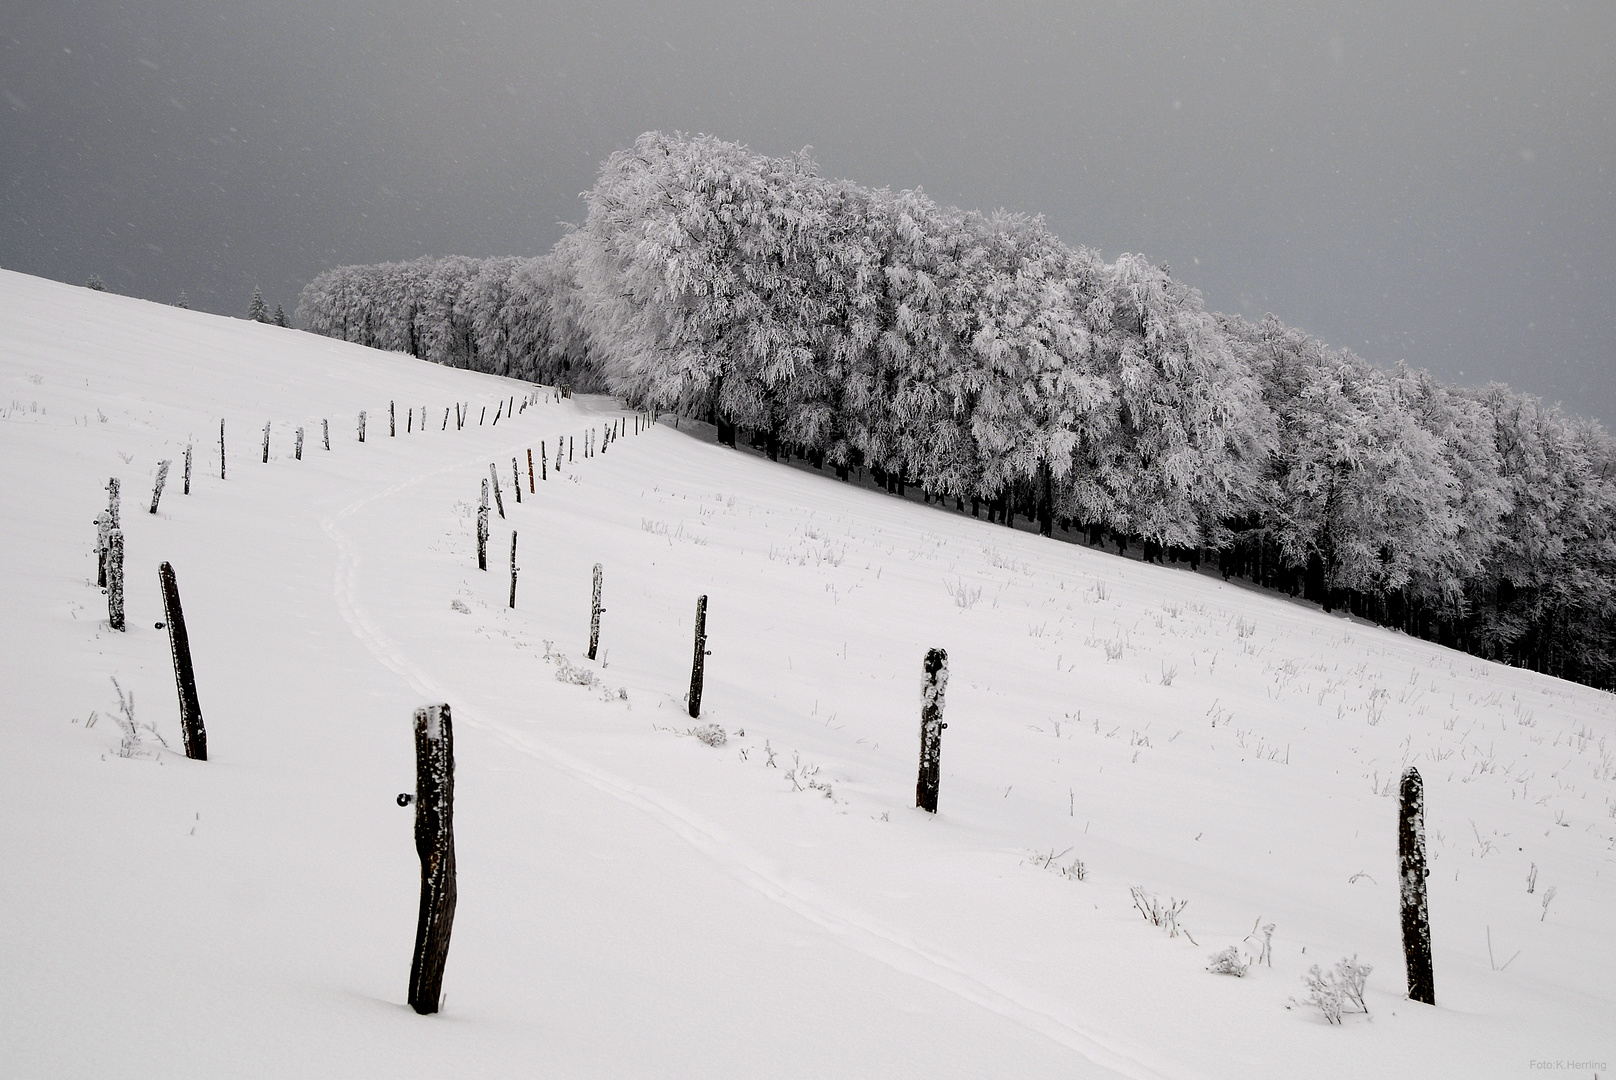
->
2;268;1612;1078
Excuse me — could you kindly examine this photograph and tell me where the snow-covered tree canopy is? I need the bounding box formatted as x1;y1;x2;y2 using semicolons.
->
297;131;1616;689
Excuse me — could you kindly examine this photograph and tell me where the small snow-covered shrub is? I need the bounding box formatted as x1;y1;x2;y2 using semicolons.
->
108;676;168;758
1206;946;1250;977
690;724;726;747
450;599;471;614
1295;955;1372;1024
1028;847;1087;882
1129;886;1196;943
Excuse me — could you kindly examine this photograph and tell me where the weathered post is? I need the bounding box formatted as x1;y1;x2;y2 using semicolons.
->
149;460;170;514
296;427;304;460
390;400;396;437
588;564;603;660
477;480;489;571
527;449;535;493
97;477;121;588
183;444;192;494
407;408;412;434
508;532;519;609
488;464;505;518
158;561;206;760
106;529;125;632
262;421;270;463
511;458;522;504
407;703;456;1015
220;420;227;479
1399;767;1435;1005
479;406;486;426
568;436;573;463
688;595;708;718
359;411;367;443
322;418;330;450
540;441;547;480
443;407;450;432
916;648;949;813
492;401;502;426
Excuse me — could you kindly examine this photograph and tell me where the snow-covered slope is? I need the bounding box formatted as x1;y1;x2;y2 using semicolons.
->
2;268;1611;1079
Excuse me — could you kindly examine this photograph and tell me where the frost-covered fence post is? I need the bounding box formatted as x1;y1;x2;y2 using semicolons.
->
183;444;192;495
916;648;949;813
149;460;170;514
262;422;270;463
295;427;304;460
390;400;396;437
158;561;206;760
527;449;535;493
358;411;367;443
511;458;522;504
508;532;519;608
1399;767;1435;1005
588;563;603;660
322;418;330;450
219;420;227;479
407;703;456;1015
477;480;489;571
106;529;125;631
687;594;708;718
488;463;505;518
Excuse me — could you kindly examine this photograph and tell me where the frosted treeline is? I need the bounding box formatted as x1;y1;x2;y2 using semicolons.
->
298;132;1616;687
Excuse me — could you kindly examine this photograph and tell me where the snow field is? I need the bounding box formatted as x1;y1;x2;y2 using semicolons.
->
2;269;1612;1079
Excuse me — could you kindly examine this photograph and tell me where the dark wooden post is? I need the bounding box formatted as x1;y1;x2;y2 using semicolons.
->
158;561;207;760
688;595;708;718
568;436;573;463
296;427;304;460
916;648;949;813
588;564;603;660
359;411;367;443
508;532;519;608
527;449;535;493
183;444;192;494
443;407;450;432
1399;767;1435;1005
488;464;505;518
220;419;226;479
407;703;457;1015
477;481;489;571
149;460;170;514
541;441;547;480
407;407;412;434
511;458;522;504
106;529;125;631
390;400;396;437
262;422;270;463
322;418;330;450
479;406;486;426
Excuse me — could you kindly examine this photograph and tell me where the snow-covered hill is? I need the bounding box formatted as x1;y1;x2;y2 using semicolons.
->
2;268;1611;1079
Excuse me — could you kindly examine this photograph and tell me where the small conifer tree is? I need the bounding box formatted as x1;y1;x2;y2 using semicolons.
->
247;286;269;322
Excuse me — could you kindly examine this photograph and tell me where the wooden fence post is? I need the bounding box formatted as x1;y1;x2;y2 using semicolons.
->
149;460;170;514
390;400;396;437
158;561;207;760
540;441;547;480
262;422;270;463
1400;767;1435;1005
359;411;367;443
183;444;192;494
588;564;603;660
106;529;125;632
527;449;535;493
916;648;949;813
220;420;226;479
509;532;519;608
511;458;522;504
443;407;450;432
407;703;457;1015
296;427;304;460
322;418;330;450
477;480;489;571
688;595;708;718
488;464;505;518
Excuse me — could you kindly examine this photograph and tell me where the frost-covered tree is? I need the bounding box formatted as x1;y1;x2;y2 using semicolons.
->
247;286;269;323
85;275;105;291
273;303;288;327
175;291;190;309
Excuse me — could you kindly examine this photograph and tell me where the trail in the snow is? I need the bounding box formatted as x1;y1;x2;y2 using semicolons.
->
321;457;1186;1080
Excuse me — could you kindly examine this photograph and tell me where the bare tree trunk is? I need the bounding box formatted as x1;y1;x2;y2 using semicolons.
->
407;704;456;1015
916;648;949;812
158;561;207;760
1399;767;1435;1005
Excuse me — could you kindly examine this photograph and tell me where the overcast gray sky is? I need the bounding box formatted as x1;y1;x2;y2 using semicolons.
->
3;1;1611;420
